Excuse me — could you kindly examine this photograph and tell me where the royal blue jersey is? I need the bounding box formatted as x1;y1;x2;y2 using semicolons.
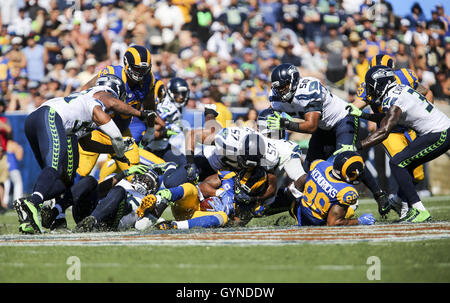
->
98;65;155;132
297;160;358;225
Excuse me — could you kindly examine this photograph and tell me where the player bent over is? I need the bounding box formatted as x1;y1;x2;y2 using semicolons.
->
291;151;375;226
14;78;134;234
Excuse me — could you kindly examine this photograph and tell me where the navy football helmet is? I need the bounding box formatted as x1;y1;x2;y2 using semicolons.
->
95;73;127;102
332;151;364;184
167;77;190;109
257;107;286;139
123;45;152;83
365;65;396;105
132;168;160;196
270;63;300;103
237;133;266;168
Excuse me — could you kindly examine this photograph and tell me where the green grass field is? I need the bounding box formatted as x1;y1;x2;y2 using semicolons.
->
1;196;450;283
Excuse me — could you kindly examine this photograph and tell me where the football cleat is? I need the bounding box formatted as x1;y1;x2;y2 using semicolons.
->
374;191;391;216
155;221;178;230
14;197;42;234
50;218;68;232
409;209;432;223
136;194;158;218
40;205;58;229
74;216;98;233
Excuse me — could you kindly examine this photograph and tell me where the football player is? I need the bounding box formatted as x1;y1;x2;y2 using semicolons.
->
347;54;432;190
135;166;270;230
291;151;375;226
74;165;164;232
337;65;450;222
142;77;190;166
264;63;390;215
76;45;164;181
14;75;137;234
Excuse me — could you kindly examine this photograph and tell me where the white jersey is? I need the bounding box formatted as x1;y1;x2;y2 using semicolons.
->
270;77;348;130
207;127;278;171
382;84;450;136
39;86;111;137
148;96;183;151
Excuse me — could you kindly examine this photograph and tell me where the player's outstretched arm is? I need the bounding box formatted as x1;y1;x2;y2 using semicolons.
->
94;91;152;121
327;204;359;226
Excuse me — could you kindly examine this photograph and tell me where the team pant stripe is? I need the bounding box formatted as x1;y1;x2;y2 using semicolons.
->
48;108;60;170
398;130;448;168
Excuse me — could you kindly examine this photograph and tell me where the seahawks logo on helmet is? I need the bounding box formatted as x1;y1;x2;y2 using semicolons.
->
132;169;160;196
270;63;300;103
365;65;396;105
95;74;127;102
167;77;190;108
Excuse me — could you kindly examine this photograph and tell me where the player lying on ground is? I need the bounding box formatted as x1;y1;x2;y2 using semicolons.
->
290;151;375;226
135;166;272;230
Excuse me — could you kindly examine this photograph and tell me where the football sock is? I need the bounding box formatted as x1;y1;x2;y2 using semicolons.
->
390;163;420;205
412;201;426;211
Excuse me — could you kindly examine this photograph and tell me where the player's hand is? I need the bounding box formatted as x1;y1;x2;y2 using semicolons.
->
123;136;136;152
139;127;155;148
267;111;286;131
124;164;149;177
184;163;200;184
345;103;363;118
358;213;375;225
156;189;172;201
139;110;157;122
166;129;178;137
235;190;251;205
333;144;356;155
114;155;130;166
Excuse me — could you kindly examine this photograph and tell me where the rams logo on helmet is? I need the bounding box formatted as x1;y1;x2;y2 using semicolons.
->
332;151;364;184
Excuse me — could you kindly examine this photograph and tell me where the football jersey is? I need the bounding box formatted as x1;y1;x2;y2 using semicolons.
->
381;84;450;136
269;77;348;130
299;159;358;225
147;95;183;151
39;86;110;137
98;65;155;132
207;127;279;171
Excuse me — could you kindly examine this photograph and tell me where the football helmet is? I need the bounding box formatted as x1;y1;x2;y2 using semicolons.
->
257;107;286;139
370;54;395;69
236;166;268;197
237;133;266;168
123;45;152;83
270;63;300;103
167;77;190;109
95;74;127;101
364;65;396;105
132;168;160;196
332;151;364;184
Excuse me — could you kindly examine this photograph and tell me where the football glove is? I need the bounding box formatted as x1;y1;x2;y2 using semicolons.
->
345;103;363;118
139;127;155;148
156;189;172;201
123;164;149;177
113;154;130;166
185;163;200;185
333;144;356;155
358;213;375;225
139;110;157;122
156;220;177;230
266;111;292;131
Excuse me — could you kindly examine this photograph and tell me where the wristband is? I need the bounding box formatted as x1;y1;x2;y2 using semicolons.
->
355;141;363;151
186;154;195;164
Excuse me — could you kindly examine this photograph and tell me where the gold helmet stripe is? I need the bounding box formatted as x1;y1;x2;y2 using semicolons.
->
341;155;363;181
128;47;141;65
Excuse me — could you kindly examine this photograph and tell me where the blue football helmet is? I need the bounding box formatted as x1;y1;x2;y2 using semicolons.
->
132;168;160;196
270;63;300;103
257;107;286;139
365;65;396;105
95;73;127;102
237;133;266;168
332;151;364;184
167;77;190;109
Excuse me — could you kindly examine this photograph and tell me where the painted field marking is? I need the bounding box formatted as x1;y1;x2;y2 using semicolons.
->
1;222;449;247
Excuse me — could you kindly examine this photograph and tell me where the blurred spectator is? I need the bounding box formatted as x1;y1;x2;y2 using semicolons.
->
5;37;27;79
154;0;186;47
427;9;446;38
188;1;213;46
395;42;414;69
300;0;322;45
218;0;247;33
63;60;81;94
3;138;23;209
406;2;427;30
300;40;326;80
280;39;301;67
77;57;97;86
8;7;32;37
22;33;47;82
430;69;450;101
321;26;347;84
0;98;11;212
